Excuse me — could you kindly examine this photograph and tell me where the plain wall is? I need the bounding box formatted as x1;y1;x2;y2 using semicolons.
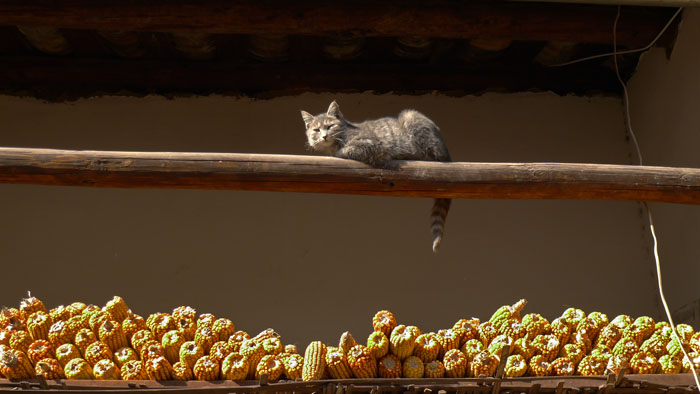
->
0;86;669;346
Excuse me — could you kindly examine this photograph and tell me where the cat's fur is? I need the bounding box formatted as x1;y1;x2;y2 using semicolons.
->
301;101;451;252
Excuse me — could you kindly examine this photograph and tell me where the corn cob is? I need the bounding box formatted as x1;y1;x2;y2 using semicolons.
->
240;339;266;379
658;354;682;374
99;320;128;353
641;334;670;358
302;341;327;381
589;346;612;364
74;328;98;357
193;355;220;380
0;331;10;347
676;324;695;342
48;320;74;348
511;337;535;361
27;339;53;364
453;318;480;344
588;312;609;327
377;354;402;378
146;355;174;380
551;318;572;346
9;331;32;354
179;341;204;370
35;358;65;379
504;354;527;377
462;338;485;361
152;315;178;342
20;295;48;321
172;361;194;380
478;322;498;347
612;337;639;360
325;346;352;379
207;342;230;363
0;347;35;378
56;343;81;368
561;308;586;328
82;304;101;316
413;333;440;363
629;351;658;374
4;315;25;332
253;328;281;343
528;354;552;376
575;317;603;343
194;326;217;354
347;344;377;378
605;353;629;375
339;331;358;354
0;308;21;328
255;354;284;382
400;355;422;378
228;331;251;353
27;311;52;341
131;330;155;355
576;355;606;376
558;343;585;365
610;315;633;330
172;306;197;323
197;314;216;330
262;337;283;355
468;350;498;377
105;296;130;323
67;302;87;316
532;334;560;362
372;310;397;336
437;329;461;359
488;334;512;357
284;344;298;354
177;318;197;342
595;324;622;350
570;329;592;354
88;311;110;336
64;358;94;379
68;314;90;336
489;299;527;330
146;313;167;332
94;359;121;380
114;347;138;368
424;360;445;378
222;353;249;380
84;341;114;366
140;340;165;362
162;330;187;364
682;352;700;373
390;325;419;360
282;353;304;380
551;357;575;376
211;318;235;342
121;360;148;380
122;315;148;345
367;331;389;359
499;319;526;342
690;333;700;354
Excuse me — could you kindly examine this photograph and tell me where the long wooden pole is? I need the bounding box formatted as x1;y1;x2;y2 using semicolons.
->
0;147;699;204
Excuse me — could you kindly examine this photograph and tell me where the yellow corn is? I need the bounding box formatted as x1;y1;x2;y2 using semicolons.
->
488;299;527;330
94;359;121;380
66;302;86;316
347;344;376;378
152;314;178;342
658;354;682;374
99;320;128;353
453;319;479;345
558;343;584;365
444;348;467;378
172;306;197;323
212;318;236;342
504;354;527;377
240;338;266;379
194;326;217;354
424;360;445;378
468;350;498;377
461;339;485;362
576;355;606;376
378;354;402;378
284;344;298;354
367;331;389;359
74;328;98;357
162;330;187;364
197;313;216;330
131;329;155;355
67;314;90;335
140;340;165;363
487;334;512;357
302;341;327;381
325;346;352;379
114;347;139;368
34;358;65;379
262;337;283;355
88;311;110;336
532;334;560;362
56;343;81;368
193;355;220;380
122;314;148;345
339;331;358;354
179;340;205;370
682;352;700;373
27;311;52;341
105;296;130;323
528;354;551;376
402;355;424;378
372;310;397;336
390;325;419;360
120;360;148;380
253;328;281;343
84;341;114;366
146;355;174;380
228;331;251;353
20;295;48;321
209;341;232;362
0;308;21;328
255;354;284;382
48;320;74;348
221;353;249;381
437;329;461;359
172;361;194;380
64;358;94;379
595;324;622;350
478;322;498;347
521;313;549;339
9;331;32;355
641;328;672;358
560;308;586;328
630;351;658;374
282;353;303;380
612;337;639;360
413;333;439;363
512;337;535;361
551;317;572;346
0;347;35;379
551;357;575;376
27;339;53;365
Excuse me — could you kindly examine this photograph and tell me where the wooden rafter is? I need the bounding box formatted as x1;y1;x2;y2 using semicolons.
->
0;147;699;205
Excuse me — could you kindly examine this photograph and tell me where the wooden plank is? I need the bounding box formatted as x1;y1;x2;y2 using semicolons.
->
0;1;677;47
0;147;699;205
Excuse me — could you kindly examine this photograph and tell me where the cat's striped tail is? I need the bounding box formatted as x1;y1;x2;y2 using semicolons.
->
431;198;451;252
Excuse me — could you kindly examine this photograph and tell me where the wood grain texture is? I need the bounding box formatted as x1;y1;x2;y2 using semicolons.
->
0;1;675;46
0;147;699;205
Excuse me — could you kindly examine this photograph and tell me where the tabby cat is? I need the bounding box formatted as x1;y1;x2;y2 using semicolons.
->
301;101;451;252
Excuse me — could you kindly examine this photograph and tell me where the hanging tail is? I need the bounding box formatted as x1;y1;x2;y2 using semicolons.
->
430;198;451;252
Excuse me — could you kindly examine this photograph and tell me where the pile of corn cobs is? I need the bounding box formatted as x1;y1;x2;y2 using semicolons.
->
0;296;698;381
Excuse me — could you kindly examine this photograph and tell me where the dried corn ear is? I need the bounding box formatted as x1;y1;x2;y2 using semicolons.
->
325;346;353;379
196;314;216;330
511;337;534;361
558;343;585;365
88;311;110;336
372;310;397;336
378;354;402;378
521;313;549;339
9;331;32;354
0;347;35;378
74;328;98;356
253;328;280;343
576;355;606;376
0;331;10;347
437;329;461;359
367;331;389;359
390;325;419;360
162;330;187;364
551;318;572;347
282;353;303;380
499;319;526;342
347;344;376;378
64;358;94;379
146;313;167;332
462;338;485;361
658;354;682;374
284;344;297;354
228;331;251;353
570;329;592;354
489;299;527;330
551;357;575;376
255;354;283;382
262;336;283;355
67;302;87;316
194;326;217;354
177;317;197;342
595;324;622;349
424;359;445;378
130;329;154;354
94;359;121;380
401;355;423;378
20;295;47;321
528;354;551;376
121;360;148;380
532;334;560;362
27;311;51;341
99;320;128;352
172;361;194;380
605;353;629;375
339;331;358;354
56;343;81;367
105;296;130;323
222;353;249;381
211;318;235;342
468;350;498;377
488;334;512;357
682;352;700;373
122;315;147;344
84;341;113;366
302;341;327;381
630;351;658;374
504;354;527;377
612;337;639;360
414;333;440;363
561;308;586;328
140;340;165;362
478;322;498;347
48;320;74;348
240;339;265;379
114;347;138;368
172;306;197;323
676;324;695;342
35;358;65;379
193;355;220;380
152;315;178;342
179;341;204;370
146;355;174;380
27;339;52;364
209;342;231;363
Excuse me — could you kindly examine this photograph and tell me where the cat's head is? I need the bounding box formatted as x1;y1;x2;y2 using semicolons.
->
300;101;347;154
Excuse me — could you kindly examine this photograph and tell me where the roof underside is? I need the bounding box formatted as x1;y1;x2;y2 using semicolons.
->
0;0;682;100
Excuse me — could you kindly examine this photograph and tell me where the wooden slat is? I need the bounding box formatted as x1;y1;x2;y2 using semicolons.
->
0;1;677;47
0;147;699;205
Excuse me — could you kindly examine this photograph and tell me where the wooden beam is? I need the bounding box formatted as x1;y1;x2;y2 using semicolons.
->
0;147;699;205
0;1;677;47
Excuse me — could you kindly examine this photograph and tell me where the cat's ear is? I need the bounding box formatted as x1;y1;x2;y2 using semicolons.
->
327;101;343;119
300;111;314;128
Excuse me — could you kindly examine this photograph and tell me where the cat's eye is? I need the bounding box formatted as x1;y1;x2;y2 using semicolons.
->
313;128;320;132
